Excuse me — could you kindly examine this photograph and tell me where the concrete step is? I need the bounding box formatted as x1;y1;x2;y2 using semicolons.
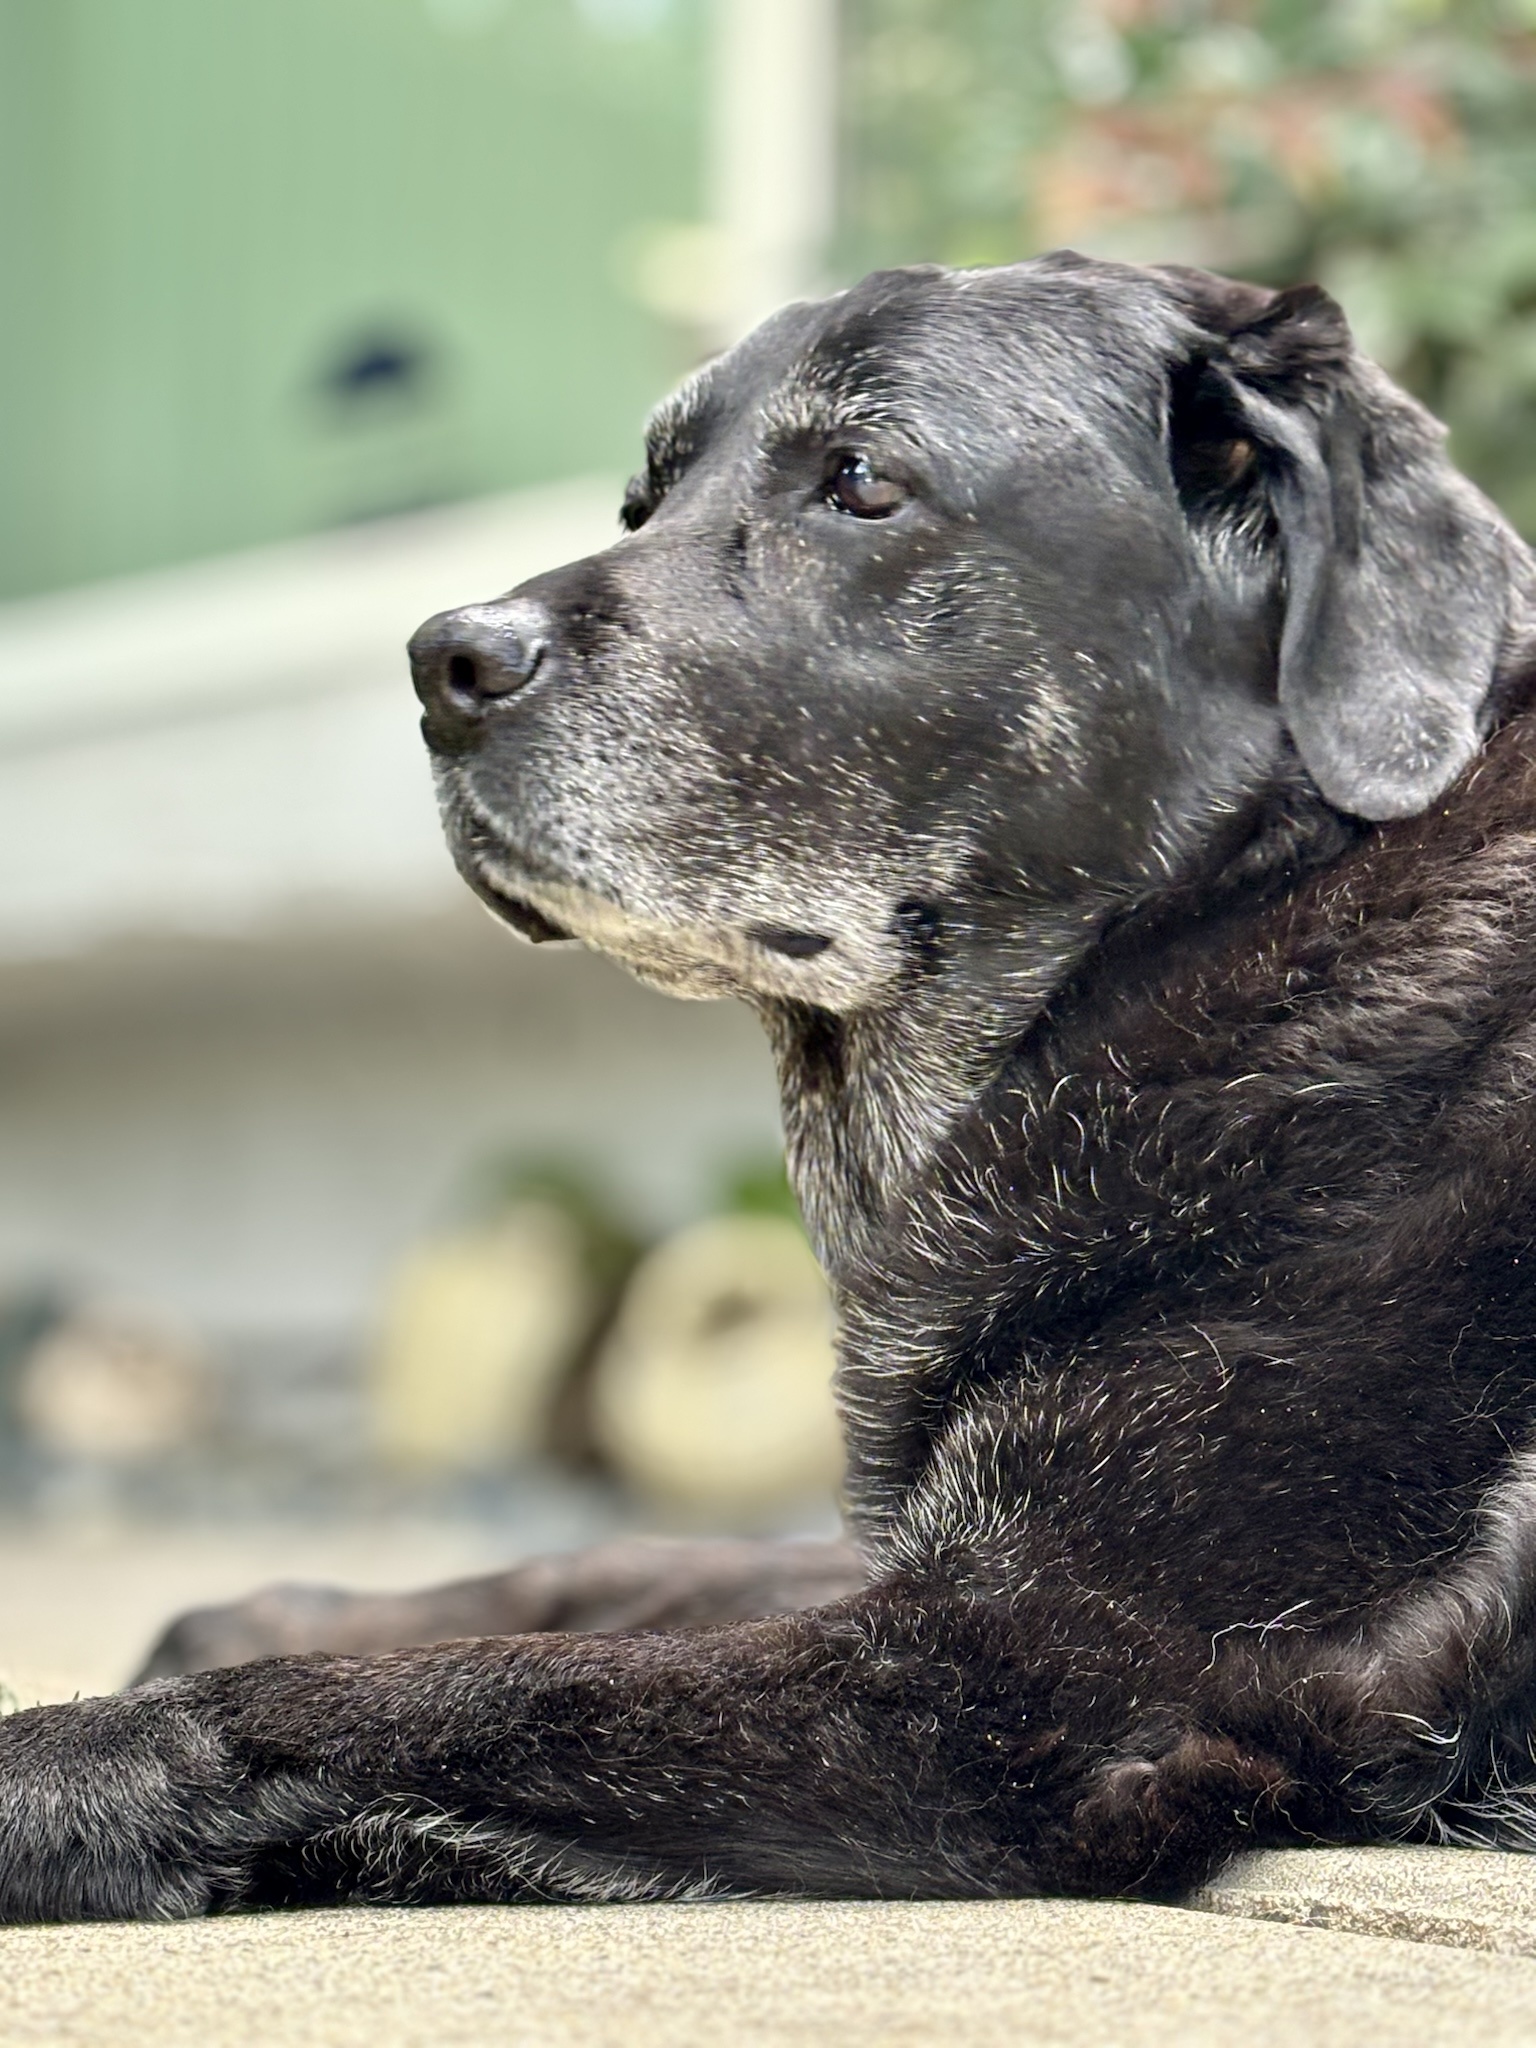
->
1200;1843;1536;1957
4;1873;1536;2048
4;1528;1536;2043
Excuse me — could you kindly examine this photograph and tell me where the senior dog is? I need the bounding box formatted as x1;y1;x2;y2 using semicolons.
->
6;253;1536;1918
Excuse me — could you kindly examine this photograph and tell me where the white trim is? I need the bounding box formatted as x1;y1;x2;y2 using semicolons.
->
0;481;620;957
707;0;839;346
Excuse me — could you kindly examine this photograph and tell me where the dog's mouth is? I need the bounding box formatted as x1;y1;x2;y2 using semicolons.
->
451;800;839;969
443;787;574;943
443;789;882;1006
469;871;573;945
472;863;836;972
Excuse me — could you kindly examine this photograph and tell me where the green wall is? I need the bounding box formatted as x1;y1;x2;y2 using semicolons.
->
0;0;704;599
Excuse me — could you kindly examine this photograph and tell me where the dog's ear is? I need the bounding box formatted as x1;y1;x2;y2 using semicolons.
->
1165;274;1515;820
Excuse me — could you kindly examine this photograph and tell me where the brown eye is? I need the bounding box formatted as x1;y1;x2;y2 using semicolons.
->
825;454;907;519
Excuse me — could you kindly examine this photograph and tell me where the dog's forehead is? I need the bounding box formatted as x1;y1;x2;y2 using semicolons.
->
648;258;1191;473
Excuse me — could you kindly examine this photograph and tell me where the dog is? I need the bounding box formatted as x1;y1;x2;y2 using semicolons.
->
6;251;1536;1918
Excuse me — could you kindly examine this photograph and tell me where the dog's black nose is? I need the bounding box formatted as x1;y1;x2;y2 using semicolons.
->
408;601;549;735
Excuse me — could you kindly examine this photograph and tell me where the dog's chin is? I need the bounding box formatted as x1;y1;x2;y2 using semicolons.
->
462;855;885;1006
446;792;898;1002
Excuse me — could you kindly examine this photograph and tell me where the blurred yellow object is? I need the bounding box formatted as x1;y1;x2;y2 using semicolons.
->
371;1204;593;1472
17;1309;210;1464
591;1214;841;1512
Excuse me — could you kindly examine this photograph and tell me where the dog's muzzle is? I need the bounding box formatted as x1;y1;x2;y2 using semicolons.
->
408;599;550;755
407;595;575;942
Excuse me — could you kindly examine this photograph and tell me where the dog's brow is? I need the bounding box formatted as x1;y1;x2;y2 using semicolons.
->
758;377;909;453
643;371;714;485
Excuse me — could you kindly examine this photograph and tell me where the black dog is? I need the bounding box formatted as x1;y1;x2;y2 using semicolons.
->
7;253;1536;1919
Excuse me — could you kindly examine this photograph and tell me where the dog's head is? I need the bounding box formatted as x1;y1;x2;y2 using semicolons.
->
410;255;1526;1016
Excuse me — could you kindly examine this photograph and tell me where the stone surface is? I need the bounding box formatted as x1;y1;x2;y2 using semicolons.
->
1200;1842;1536;1955
6;1526;1536;2044
5;1894;1536;2048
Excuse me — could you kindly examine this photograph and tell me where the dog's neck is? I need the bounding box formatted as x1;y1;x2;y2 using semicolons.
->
761;609;1536;1287
761;778;1363;1285
759;913;1109;1280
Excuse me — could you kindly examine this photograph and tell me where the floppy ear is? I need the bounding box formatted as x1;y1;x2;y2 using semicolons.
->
1168;277;1517;820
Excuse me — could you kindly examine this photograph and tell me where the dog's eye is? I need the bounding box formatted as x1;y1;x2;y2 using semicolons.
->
824;455;907;519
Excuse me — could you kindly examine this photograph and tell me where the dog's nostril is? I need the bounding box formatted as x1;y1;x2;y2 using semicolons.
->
447;653;479;704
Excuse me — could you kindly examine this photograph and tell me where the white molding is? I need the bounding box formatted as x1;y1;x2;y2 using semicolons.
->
0;481;620;958
707;0;839;345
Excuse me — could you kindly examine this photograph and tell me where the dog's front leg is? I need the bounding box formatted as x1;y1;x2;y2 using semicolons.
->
0;1584;1181;1920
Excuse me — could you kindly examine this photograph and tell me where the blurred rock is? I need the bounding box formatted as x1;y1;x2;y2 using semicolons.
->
16;1307;211;1463
591;1214;841;1512
370;1202;595;1473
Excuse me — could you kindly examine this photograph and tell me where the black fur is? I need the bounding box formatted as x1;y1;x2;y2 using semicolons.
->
6;254;1536;1919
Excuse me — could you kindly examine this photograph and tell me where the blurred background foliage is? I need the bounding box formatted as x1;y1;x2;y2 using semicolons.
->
840;0;1536;535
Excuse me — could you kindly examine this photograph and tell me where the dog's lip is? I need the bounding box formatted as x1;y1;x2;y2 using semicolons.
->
745;923;834;960
463;864;573;943
445;789;575;942
448;788;842;973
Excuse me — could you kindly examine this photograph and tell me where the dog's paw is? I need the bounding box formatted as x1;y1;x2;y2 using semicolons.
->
0;1685;246;1921
1060;1734;1295;1898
